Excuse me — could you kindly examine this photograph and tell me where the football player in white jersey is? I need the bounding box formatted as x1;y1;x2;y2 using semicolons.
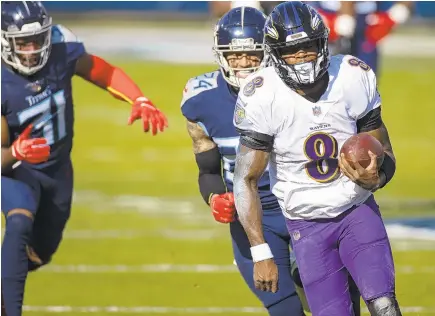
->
232;2;399;316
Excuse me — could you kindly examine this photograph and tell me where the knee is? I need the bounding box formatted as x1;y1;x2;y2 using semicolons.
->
368;296;401;316
5;210;33;236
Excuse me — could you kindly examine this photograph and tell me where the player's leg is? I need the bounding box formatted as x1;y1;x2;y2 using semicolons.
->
290;247;362;316
28;161;73;271
289;250;311;314
286;217;354;316
231;211;304;316
348;274;362;316
1;175;39;316
339;196;401;315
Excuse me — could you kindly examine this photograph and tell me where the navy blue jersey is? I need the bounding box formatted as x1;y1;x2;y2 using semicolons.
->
1;24;85;169
181;71;279;211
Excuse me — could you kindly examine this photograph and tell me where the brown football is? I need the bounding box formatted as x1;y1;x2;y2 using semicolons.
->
340;133;384;169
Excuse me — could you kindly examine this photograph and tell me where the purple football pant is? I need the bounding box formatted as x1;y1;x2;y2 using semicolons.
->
286;196;395;316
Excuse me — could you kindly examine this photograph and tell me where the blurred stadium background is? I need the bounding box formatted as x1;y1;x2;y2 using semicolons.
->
18;1;435;315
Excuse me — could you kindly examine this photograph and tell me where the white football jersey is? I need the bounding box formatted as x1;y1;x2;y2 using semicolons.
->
234;55;381;220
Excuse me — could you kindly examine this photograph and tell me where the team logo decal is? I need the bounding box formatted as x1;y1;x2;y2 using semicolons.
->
265;22;279;40
234;104;246;125
308;6;322;30
292;230;301;241
312;106;322;117
26;81;42;93
243;76;264;97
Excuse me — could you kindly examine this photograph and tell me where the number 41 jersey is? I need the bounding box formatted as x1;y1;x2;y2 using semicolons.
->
234;55;381;220
1;25;85;169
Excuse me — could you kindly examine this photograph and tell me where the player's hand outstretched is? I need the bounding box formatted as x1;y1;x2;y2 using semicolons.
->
254;258;279;293
338;150;381;191
210;192;236;223
11;124;50;164
128;97;168;135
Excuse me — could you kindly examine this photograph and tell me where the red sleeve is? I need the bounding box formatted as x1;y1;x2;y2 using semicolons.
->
86;54;144;104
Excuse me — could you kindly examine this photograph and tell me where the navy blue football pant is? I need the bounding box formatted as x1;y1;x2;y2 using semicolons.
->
230;208;305;316
2;160;73;270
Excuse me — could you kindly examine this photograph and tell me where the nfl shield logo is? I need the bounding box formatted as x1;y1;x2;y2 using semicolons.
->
292;230;301;241
26;81;42;93
312;106;322;117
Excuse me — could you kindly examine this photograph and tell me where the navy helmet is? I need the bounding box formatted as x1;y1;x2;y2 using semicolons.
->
1;1;52;75
264;1;330;88
213;6;267;88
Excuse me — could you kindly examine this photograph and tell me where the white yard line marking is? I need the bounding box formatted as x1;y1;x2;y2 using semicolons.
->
63;229;222;240
23;306;265;313
22;305;435;314
39;264;435;274
61;228;435;248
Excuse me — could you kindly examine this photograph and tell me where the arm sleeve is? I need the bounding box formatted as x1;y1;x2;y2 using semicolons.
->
196;147;227;204
356;107;382;133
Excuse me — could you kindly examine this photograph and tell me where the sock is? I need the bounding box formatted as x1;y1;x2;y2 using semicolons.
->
1;213;33;316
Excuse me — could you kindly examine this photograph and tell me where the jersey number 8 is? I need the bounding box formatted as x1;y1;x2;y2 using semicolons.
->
303;132;340;183
348;58;371;72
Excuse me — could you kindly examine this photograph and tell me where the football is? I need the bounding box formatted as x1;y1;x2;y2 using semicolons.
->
340;133;384;169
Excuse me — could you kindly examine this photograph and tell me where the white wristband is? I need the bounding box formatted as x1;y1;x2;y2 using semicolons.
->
335;14;356;38
388;4;410;24
250;243;274;263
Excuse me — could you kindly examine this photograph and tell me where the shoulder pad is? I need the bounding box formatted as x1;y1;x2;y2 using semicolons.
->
338;55;380;119
180;70;220;108
52;24;82;44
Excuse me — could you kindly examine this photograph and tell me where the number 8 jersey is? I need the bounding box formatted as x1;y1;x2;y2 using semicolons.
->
1;25;85;169
234;55;382;220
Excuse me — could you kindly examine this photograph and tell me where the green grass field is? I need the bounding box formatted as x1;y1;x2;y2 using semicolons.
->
19;56;435;315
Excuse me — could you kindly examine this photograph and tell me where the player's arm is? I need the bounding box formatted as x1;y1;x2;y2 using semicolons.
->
186;119;223;203
233;74;275;258
233;142;270;247
341;63;395;191
365;1;413;44
186;120;235;223
233;135;278;293
336;1;356;38
74;53;168;135
317;2;356;42
1;115;16;172
357;109;396;190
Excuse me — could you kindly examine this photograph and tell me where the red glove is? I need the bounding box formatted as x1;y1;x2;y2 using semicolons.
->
365;12;396;44
127;97;168;135
11;124;50;164
210;192;236;224
317;10;339;42
365;4;410;45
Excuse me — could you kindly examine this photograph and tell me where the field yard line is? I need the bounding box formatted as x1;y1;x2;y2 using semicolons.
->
22;305;435;314
63;229;222;240
39;264;435;274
